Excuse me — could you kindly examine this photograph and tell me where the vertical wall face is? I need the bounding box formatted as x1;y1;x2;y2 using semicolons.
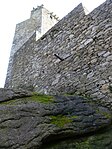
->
6;0;112;106
5;7;42;88
42;8;59;35
5;6;59;88
5;3;86;90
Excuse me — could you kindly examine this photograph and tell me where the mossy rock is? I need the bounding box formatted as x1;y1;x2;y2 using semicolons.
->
43;126;112;149
0;88;112;149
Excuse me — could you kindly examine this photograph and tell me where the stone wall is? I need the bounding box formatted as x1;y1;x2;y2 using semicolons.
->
5;1;112;104
5;5;58;88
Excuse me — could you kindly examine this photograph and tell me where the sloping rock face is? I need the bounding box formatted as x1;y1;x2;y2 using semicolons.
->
0;88;112;149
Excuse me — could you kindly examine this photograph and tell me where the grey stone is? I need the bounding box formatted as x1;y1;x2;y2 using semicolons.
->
106;55;112;61
5;6;58;88
91;58;97;64
99;80;106;85
52;74;61;85
98;51;106;56
0;88;32;102
0;88;111;149
69;34;74;39
100;62;109;67
87;71;94;78
103;51;111;57
4;0;112;106
109;76;112;81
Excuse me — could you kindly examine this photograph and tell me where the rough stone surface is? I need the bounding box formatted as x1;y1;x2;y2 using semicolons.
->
43;127;112;149
0;88;32;102
0;88;112;149
5;5;58;89
5;0;112;106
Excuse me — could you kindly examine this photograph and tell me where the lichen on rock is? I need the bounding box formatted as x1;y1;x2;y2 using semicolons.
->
0;88;112;149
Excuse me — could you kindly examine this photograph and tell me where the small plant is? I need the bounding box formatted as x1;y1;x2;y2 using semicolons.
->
0;99;17;105
75;140;91;149
96;109;111;119
50;115;72;127
0;93;54;105
71;115;78;119
29;93;54;103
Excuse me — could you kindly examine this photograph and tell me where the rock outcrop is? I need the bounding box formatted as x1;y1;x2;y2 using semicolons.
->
0;88;112;149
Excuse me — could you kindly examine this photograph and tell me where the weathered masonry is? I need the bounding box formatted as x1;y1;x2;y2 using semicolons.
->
5;0;112;104
5;5;58;88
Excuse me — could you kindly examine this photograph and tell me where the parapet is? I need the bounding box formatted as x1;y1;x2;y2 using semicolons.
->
31;4;59;21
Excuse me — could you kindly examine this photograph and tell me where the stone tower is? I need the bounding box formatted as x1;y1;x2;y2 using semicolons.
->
5;5;59;88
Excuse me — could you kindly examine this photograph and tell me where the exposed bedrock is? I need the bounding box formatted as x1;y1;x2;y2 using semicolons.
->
0;88;111;149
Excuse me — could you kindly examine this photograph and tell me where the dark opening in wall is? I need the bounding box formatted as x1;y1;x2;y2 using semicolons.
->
54;54;64;61
50;15;53;19
97;84;100;87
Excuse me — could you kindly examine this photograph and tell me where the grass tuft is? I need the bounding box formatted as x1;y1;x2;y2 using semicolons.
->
50;115;72;127
29;93;54;103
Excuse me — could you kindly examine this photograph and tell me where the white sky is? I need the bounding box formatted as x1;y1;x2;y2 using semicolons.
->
0;0;106;88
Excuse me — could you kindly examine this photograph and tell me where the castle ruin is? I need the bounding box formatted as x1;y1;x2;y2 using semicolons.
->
5;0;112;105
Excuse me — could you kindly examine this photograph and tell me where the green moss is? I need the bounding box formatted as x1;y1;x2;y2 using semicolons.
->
101;112;111;119
71;115;78;119
50;115;72;127
0;93;54;105
50;114;79;128
0;100;16;105
28;93;54;103
75;140;91;149
43;126;112;149
96;109;111;119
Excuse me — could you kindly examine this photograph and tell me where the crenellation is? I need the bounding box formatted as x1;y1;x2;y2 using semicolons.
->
5;0;112;106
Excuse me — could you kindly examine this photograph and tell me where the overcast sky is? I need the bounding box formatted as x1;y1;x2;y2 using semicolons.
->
0;0;106;87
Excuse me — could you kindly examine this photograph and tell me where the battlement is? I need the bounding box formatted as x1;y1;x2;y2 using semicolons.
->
31;5;59;21
31;4;44;14
5;0;112;106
